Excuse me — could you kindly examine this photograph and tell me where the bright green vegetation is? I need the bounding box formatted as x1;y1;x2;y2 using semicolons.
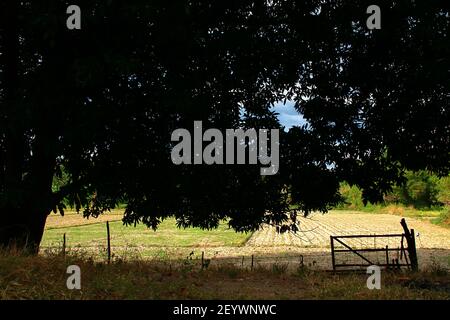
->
335;171;450;227
432;208;450;229
337;171;449;210
41;218;251;249
330;208;441;218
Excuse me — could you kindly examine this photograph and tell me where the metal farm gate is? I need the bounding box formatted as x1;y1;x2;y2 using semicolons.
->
330;218;418;271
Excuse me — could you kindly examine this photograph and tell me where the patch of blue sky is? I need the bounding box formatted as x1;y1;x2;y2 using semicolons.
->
271;100;307;131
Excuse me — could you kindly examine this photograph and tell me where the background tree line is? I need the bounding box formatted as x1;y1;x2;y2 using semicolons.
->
338;171;450;210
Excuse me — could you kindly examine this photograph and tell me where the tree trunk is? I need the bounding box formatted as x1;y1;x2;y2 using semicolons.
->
0;207;48;254
0;160;54;254
0;1;59;254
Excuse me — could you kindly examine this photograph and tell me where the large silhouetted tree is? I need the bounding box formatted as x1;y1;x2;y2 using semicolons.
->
0;0;448;252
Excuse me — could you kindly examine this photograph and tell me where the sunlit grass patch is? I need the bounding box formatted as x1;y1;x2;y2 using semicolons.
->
41;218;251;249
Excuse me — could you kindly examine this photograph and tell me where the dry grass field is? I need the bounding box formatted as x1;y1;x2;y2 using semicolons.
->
45;210;123;229
1;252;449;299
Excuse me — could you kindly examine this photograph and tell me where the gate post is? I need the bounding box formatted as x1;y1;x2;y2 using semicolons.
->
330;236;336;271
400;219;418;271
409;229;418;271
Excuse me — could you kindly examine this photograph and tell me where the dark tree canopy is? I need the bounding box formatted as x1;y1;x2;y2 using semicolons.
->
0;0;448;252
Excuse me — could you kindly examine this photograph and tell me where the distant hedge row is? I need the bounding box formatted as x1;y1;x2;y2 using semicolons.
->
338;171;450;210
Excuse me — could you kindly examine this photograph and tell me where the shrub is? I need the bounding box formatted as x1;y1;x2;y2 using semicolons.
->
396;171;440;209
437;176;450;206
336;182;364;210
432;207;450;228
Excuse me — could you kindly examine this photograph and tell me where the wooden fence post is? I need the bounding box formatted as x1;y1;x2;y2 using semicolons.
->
201;251;204;270
410;228;418;271
251;255;254;271
62;233;66;257
106;221;111;264
385;245;389;269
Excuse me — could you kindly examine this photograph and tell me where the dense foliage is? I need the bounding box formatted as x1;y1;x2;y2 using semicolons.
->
339;172;450;210
1;0;449;251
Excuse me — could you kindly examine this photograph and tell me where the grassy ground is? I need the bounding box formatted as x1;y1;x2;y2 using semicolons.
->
0;252;448;299
334;204;441;217
42;217;251;249
40;209;450;265
4;210;449;299
432;208;450;229
334;204;450;229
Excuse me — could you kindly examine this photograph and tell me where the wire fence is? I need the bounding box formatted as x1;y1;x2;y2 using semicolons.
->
40;220;450;272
